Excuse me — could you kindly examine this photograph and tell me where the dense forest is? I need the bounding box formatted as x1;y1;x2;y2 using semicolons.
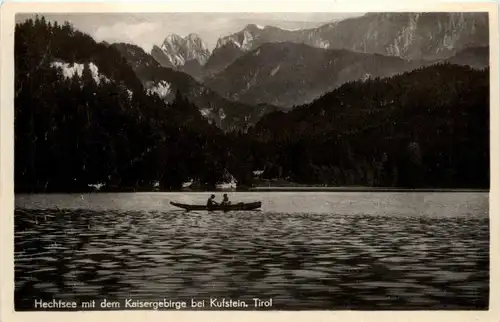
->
249;64;489;188
14;17;490;192
15;17;227;192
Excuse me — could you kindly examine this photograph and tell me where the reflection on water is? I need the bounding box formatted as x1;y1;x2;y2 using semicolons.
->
14;193;489;310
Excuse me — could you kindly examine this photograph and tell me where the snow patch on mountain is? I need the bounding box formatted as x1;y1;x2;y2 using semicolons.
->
200;108;211;117
279;27;301;31
51;61;111;85
218;109;226;120
230;39;242;49
241;30;255;50
147;81;172;98
318;40;331;49
270;64;281;76
217;29;256;51
51;61;84;79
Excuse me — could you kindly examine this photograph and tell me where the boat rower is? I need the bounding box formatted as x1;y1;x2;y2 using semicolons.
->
207;194;218;207
221;194;231;206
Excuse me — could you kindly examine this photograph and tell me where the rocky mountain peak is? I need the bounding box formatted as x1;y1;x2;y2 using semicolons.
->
155;33;210;67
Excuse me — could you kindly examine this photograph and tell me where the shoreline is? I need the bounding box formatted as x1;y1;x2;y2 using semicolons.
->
14;186;490;194
248;187;489;193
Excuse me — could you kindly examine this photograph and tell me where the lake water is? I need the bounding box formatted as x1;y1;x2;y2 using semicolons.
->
14;192;489;310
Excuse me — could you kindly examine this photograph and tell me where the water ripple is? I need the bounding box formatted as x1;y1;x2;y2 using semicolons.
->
14;193;489;310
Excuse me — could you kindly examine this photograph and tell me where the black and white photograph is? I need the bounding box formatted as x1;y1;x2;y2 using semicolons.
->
2;1;498;317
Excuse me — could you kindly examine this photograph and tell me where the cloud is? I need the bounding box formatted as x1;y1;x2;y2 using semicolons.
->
93;21;163;52
23;13;366;53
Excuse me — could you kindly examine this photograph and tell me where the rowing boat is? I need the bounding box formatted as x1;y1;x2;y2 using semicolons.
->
170;201;261;211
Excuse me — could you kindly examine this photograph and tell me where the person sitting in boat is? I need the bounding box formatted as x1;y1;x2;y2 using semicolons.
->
207;194;218;207
221;194;231;206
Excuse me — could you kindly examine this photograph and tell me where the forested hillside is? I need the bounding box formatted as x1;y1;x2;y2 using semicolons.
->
15;17;229;192
14;17;490;192
249;64;489;188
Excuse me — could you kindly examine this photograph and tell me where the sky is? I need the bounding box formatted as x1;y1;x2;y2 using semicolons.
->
16;12;365;52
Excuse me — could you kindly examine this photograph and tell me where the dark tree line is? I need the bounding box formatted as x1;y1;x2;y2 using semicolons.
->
14;17;489;192
248;63;489;188
15;17;228;192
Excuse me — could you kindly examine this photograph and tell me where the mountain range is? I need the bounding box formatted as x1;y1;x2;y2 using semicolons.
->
204;42;430;107
17;12;489;131
15;16;490;191
154;12;489;80
148;12;488;109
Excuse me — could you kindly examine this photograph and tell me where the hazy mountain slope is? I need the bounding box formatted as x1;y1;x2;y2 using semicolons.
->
203;41;246;78
205;42;428;107
151;44;175;68
445;46;489;69
113;43;282;131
